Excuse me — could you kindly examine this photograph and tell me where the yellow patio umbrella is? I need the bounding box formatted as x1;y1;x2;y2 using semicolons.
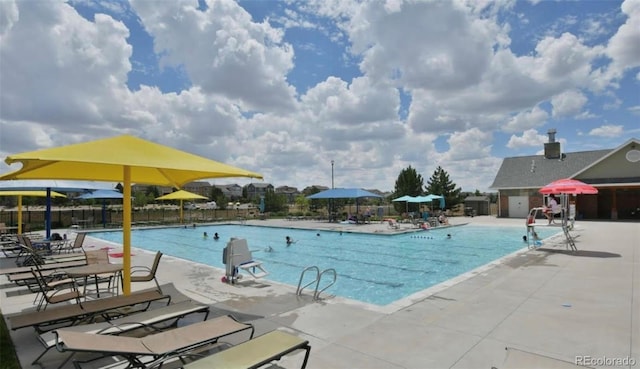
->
0;134;263;295
0;190;66;234
156;190;208;224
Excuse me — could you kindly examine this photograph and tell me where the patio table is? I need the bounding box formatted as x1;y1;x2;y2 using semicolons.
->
65;264;122;298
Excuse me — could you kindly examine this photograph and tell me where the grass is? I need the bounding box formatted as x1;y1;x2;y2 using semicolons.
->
0;312;21;369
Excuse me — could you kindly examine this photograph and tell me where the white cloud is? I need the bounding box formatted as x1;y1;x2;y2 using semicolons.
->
301;76;399;125
0;1;132;143
443;128;493;161
605;0;640;76
506;129;547;149
551;90;588;118
589;125;624;137
503;106;549;133
130;0;298;112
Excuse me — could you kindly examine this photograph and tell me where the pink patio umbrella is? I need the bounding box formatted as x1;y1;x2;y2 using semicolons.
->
539;178;598;195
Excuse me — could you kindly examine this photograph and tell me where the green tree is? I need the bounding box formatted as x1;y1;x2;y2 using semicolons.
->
393;166;424;213
209;186;226;209
145;186;159;199
424;166;462;210
263;189;287;213
132;190;150;208
294;194;309;212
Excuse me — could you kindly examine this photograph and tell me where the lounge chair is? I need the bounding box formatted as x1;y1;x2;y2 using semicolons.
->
184;330;311;369
8;287;171;333
387;219;400;230
2;252;87;275
492;347;594;368
54;314;254;369
5;259;88;287
34;300;210;367
15;234;84;266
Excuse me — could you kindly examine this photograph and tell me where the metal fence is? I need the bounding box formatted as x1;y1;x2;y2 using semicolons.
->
0;207;262;232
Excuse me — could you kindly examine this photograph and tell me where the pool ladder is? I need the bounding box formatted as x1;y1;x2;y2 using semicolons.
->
296;266;336;300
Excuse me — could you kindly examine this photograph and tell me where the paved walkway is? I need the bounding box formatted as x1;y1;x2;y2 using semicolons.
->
1;216;638;368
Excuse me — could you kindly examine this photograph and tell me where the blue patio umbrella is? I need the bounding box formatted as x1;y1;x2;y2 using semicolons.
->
392;195;415;213
0;180;113;237
421;194;445;211
307;188;382;214
307;188;382;199
77;189;125;228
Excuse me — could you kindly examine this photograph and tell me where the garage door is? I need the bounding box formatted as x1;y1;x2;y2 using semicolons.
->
508;196;529;218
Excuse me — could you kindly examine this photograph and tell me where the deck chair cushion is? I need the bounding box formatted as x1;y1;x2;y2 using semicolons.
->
55;315;254;367
9;288;171;332
184;330;311;369
34;301;210;366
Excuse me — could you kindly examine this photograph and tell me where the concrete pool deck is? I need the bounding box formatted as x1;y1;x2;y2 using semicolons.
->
1;216;638;368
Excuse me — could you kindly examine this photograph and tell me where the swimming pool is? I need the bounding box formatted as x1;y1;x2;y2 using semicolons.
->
88;224;559;306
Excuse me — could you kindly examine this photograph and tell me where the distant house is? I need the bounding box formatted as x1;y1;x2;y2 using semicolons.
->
275;186;299;203
490;130;640;220
183;181;212;199
245;183;274;201
212;184;243;200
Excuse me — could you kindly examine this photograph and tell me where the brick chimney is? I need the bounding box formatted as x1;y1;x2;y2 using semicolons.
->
544;128;561;159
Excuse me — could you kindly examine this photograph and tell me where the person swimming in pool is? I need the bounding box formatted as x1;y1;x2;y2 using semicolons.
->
213;232;219;240
203;232;208;238
286;236;296;246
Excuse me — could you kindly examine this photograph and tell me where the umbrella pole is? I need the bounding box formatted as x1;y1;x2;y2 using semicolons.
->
122;167;132;295
17;195;23;235
102;200;107;228
45;188;51;239
180;200;184;224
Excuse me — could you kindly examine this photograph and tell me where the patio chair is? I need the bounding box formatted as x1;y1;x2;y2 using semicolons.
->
54;314;255;369
184;330;311;369
128;251;163;293
30;267;84;311
29;261;78;304
492;347;594;368
34;300;210;367
83;249;119;296
57;233;86;254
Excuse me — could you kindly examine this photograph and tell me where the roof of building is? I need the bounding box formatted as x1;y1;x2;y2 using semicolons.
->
465;196;489;201
247;182;272;188
490;149;611;190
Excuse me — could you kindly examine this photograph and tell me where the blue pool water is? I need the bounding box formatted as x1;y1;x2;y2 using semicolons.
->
88;224;559;306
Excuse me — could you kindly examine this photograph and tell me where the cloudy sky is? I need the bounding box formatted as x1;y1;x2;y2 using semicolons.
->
1;0;638;193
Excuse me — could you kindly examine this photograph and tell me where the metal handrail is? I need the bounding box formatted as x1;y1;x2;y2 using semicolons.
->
296;266;320;296
314;268;337;300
